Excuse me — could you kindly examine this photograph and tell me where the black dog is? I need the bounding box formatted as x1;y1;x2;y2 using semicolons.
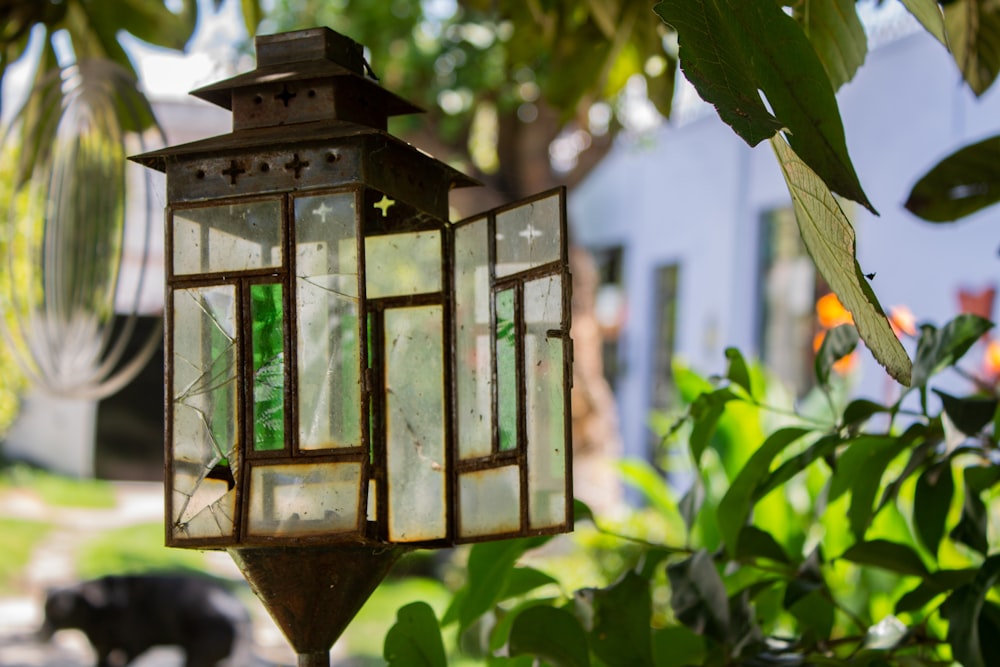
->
40;573;252;667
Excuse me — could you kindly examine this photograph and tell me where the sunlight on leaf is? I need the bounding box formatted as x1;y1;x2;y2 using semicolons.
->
796;0;867;90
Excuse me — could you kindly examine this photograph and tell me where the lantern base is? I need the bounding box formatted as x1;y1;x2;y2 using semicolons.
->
228;543;408;664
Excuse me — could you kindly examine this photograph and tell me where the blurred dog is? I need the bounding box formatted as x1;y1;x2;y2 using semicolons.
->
40;573;252;667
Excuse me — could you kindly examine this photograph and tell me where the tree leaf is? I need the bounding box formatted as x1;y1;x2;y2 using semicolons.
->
735;525;791;565
932;389;998;436
717;427;811;554
689;388;737;464
587;571;655;666
652;625;707;667
771;136;910;385
796;0;867;90
788;590;835;641
942;555;1000;667
667;549;730;644
839;539;930;579
724;346;753;397
913;461;954;556
508;606;591;667
384;602;448;667
949;465;1000;556
896;568;977;614
899;0;949;47
116;0;198;51
842;398;888;430
241;0;263;36
905;135;1000;222
502;567;559;600
943;0;1000;96
911;315;993;388
814;323;859;388
828;436;907;540
654;0;874;211
757;434;841;499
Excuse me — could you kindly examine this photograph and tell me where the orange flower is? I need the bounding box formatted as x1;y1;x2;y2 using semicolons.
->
888;305;917;338
984;339;1000;381
816;292;854;328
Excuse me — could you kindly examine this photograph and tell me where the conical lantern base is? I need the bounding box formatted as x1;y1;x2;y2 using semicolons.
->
228;544;408;666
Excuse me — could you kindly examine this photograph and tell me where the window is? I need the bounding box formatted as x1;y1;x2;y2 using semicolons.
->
648;263;680;452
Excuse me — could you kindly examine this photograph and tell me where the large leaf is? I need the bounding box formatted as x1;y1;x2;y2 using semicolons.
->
384;602;448;667
508;606;591;667
910;315;993;388
828;435;908;540
943;555;1000;667
667;549;730;643
950;465;1000;555
654;0;874;212
796;0;867;90
771;135;911;385
584;571;655;666
839;539;930;579
905;135;1000;222
943;0;1000;96
652;626;707;667
115;0;198;50
814;323;859;388
900;0;949;47
717;427;812;554
933;389;998;437
912;460;954;556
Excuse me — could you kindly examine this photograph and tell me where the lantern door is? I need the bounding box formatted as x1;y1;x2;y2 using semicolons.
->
451;187;572;541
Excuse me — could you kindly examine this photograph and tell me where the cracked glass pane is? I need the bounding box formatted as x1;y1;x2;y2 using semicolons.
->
524;275;567;530
496;288;518;452
250;283;285;452
454;218;492;460
495;192;561;278
294;193;361;450
365;231;441;298
385;305;446;542
247;462;361;537
173;200;282;275
171;285;239;539
459;466;521;538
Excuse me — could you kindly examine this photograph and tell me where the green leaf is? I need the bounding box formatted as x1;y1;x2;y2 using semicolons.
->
586;571;655;666
717;427;811;554
384;602;448;667
757;434;841;499
943;555;1000;667
574;498;595;525
896;568;977;613
667;550;729;644
913;461;954;556
839;539;930;579
943;0;1000;96
241;0;263;36
905;135;1000;222
899;0;949;47
828;436;907;540
654;0;874;212
950;465;1000;555
788;590;835;641
724;347;753;396
933;390;998;436
508;606;591;667
679;477;705;532
116;0;198;51
842;399;888;429
815;323;859;388
501;567;559;600
911;315;994;388
771;136;911;385
735;525;791;564
689;388;737;464
651;625;706;667
796;0;867;90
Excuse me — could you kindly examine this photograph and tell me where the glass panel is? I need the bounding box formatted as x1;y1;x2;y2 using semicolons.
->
495;193;561;277
459;466;521;537
454;218;492;459
385;305;447;542
295;193;361;450
524;275;567;530
247;462;361;537
496;288;518;452
250;284;285;452
171;285;239;539
365;231;441;298
173;200;281;275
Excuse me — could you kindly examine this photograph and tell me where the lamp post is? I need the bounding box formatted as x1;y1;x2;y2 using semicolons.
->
132;27;573;666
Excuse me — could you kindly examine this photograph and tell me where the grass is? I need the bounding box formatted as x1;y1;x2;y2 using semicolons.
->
75;521;210;580
0;518;54;594
0;463;116;508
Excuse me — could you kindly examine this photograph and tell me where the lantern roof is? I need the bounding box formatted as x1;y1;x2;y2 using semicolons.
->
191;27;422;119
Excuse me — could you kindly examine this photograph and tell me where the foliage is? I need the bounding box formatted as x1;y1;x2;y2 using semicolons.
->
0;463;116;508
75;520;208;579
387;314;1000;665
0;518;52;594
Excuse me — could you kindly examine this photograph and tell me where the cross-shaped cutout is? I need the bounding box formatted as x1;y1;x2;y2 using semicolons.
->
518;224;543;240
285;153;310;179
275;84;297;107
313;201;333;223
222;160;246;185
373;195;395;217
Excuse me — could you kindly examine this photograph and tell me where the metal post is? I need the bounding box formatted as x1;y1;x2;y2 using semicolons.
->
298;651;330;667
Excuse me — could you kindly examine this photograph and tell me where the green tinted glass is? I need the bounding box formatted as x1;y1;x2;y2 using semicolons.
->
251;283;285;451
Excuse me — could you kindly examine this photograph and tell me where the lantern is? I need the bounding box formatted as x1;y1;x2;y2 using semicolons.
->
131;27;572;666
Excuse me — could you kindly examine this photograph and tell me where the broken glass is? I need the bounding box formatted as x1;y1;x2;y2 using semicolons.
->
294;193;361;450
171;285;239;539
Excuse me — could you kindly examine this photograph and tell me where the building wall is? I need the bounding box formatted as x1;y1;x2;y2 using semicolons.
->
570;30;1000;461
